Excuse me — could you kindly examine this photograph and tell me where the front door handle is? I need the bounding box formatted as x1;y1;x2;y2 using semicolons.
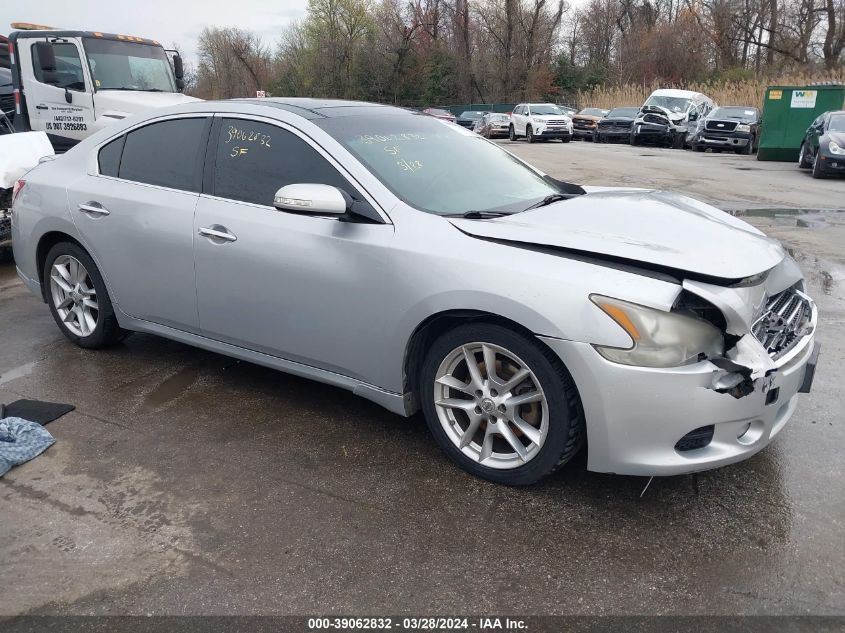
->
198;225;237;243
78;202;110;216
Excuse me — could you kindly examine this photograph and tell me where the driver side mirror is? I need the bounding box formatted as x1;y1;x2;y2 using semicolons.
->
273;184;350;216
34;41;56;74
172;54;185;92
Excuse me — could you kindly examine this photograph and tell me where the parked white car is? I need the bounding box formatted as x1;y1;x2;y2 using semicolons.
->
631;89;715;148
509;103;573;143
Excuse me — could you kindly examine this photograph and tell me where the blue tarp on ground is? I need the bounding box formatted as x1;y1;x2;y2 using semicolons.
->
0;416;55;477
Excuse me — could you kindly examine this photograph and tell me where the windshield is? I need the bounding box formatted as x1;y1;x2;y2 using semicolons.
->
644;95;693;113
579;108;607;117
829;115;845;132
315;114;562;216
460;111;484;119
608;107;639;118
83;38;176;92
529;104;564;116
711;107;757;121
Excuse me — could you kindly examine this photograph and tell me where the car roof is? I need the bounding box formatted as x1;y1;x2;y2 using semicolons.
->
235;97;407;119
649;89;703;98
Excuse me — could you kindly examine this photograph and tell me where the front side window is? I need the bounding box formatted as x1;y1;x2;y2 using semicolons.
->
315;114;563;216
32;43;86;91
211;118;363;206
83;38;176;92
119;118;208;191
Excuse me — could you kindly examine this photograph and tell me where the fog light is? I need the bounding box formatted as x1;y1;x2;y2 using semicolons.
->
737;422;752;439
737;420;764;445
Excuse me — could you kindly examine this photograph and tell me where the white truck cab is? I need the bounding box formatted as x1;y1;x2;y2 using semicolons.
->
6;24;198;151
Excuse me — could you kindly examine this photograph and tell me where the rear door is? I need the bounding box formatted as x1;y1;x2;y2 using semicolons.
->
193;115;392;373
23;39;95;144
66;115;211;331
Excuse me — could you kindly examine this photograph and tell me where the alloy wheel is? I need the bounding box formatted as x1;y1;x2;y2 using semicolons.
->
433;342;549;469
50;255;99;337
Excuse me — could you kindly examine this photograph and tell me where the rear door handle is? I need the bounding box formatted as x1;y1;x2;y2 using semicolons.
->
78;202;110;216
198;225;237;243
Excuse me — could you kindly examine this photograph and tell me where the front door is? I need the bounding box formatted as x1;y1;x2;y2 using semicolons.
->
24;39;95;146
193;116;393;376
66;116;211;331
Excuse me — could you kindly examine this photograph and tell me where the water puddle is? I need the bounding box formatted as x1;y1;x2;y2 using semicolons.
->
731;207;845;230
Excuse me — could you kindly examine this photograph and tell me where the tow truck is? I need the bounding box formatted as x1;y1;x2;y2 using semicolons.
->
1;22;199;248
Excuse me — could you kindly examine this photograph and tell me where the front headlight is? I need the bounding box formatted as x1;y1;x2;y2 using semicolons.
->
736;123;751;133
590;295;724;367
828;140;845;155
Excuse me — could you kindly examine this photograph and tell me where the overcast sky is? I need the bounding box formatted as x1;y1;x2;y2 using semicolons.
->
1;0;309;64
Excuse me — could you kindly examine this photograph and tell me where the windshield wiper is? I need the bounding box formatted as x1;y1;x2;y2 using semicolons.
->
523;193;571;211
446;210;513;219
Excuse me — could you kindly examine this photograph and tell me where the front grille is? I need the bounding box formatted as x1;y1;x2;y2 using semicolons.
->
573;118;594;128
675;425;715;452
545;119;568;125
752;288;813;360
598;121;632;131
643;113;669;125
706;120;738;132
0;93;13;115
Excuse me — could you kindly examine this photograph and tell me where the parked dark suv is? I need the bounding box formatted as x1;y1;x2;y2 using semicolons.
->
593;107;639;142
799;110;845;179
690;106;761;155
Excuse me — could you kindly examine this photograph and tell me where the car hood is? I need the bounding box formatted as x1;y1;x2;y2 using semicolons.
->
94;90;200;115
449;189;786;281
826;131;845;145
532;114;570;121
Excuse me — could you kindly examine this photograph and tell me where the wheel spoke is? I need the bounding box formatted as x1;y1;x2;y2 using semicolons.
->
479;425;495;463
482;344;498;383
500;367;530;393
458;415;482;449
56;296;74;310
68;258;80;284
512;415;542;446
462;345;484;389
507;390;543;407
51;273;72;293
435;374;473;396
497;421;528;461
53;262;71;284
82;309;97;334
435;398;476;412
82;297;99;311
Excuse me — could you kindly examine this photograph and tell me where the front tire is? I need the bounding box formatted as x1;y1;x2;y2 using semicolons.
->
526;125;535;143
508;125;517;141
44;242;127;349
420;323;585;485
812;152;826;179
629;132;639;146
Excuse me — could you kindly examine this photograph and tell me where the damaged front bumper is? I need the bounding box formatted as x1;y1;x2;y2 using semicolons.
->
539;268;819;477
543;328;817;476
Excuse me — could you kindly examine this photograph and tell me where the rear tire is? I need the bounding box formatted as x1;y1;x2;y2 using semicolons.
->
44;242;128;349
419;323;585;486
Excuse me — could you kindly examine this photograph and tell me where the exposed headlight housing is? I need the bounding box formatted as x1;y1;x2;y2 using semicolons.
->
590;295;724;368
736;123;751;133
828;140;845;155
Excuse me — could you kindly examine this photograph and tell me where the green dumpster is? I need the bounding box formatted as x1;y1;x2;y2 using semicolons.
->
758;84;845;161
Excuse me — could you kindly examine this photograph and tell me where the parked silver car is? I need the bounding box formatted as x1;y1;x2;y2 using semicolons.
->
11;99;819;485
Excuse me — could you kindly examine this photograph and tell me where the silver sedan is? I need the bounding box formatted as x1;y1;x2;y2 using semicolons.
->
11;98;819;485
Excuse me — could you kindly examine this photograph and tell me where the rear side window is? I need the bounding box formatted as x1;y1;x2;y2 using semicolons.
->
211;118;361;206
98;135;125;177
119;118;208;191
